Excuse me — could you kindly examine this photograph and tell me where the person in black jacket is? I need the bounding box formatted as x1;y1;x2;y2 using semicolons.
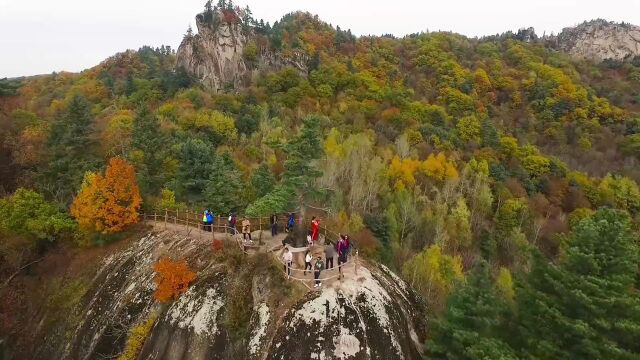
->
314;256;325;288
270;213;278;236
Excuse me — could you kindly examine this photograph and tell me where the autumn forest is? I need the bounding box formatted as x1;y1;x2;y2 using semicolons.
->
1;2;640;358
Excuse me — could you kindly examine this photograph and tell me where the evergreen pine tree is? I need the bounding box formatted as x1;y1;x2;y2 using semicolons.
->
518;208;640;359
174;138;214;204
426;261;517;359
246;114;323;216
42;94;98;205
124;74;136;96
480;117;500;148
204;153;245;214
132;105;165;197
251;163;275;198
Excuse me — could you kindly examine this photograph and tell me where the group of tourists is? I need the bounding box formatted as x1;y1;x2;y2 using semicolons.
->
201;211;250;241
202;210;354;288
282;232;352;288
203;211;296;242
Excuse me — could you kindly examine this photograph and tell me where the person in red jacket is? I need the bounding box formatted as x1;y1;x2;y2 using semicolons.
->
311;216;320;243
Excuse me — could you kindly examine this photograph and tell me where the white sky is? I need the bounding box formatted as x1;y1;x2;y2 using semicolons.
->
1;0;639;78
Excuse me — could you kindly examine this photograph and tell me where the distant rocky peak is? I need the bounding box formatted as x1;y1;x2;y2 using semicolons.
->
176;4;249;92
194;3;252;35
176;2;308;92
548;19;640;61
515;27;538;43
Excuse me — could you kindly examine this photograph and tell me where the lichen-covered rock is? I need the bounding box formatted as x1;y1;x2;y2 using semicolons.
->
549;19;640;61
44;231;424;359
267;266;425;360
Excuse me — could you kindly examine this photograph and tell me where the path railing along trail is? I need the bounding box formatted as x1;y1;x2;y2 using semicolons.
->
140;209;359;290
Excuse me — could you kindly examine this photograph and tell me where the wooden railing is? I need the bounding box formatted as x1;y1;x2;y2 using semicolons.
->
140;209;359;290
140;209;246;251
141;209;353;247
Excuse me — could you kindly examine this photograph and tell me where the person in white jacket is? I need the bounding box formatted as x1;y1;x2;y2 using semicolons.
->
304;251;313;275
282;247;293;279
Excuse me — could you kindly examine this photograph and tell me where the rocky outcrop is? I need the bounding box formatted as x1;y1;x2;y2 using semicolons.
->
176;10;249;92
176;9;309;92
43;231;425;359
549;19;640;61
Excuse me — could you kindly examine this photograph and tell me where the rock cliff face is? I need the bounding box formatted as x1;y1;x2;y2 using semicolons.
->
550;19;640;61
176;10;249;92
41;231;425;359
176;9;308;92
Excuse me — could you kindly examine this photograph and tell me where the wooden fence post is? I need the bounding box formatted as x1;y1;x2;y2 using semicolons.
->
164;209;168;229
355;250;359;276
175;209;178;226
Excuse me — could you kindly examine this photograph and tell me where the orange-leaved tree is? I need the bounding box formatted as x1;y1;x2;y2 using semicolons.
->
153;258;197;303
71;156;142;234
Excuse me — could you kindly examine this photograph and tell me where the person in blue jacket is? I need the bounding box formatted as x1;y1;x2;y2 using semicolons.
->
286;213;295;233
206;210;214;231
203;209;213;232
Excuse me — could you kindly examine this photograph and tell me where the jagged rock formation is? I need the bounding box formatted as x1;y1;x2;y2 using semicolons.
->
176;8;308;92
549;19;640;61
40;231;425;359
176;9;250;92
515;27;537;43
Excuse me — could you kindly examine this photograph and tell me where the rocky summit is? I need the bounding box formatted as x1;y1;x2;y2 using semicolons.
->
550;19;640;61
176;7;308;92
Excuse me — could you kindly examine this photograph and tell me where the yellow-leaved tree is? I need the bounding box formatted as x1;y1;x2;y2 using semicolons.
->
388;155;421;190
402;244;464;313
71;157;142;234
421;152;459;181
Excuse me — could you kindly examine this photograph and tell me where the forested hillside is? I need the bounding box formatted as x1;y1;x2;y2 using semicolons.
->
1;2;640;358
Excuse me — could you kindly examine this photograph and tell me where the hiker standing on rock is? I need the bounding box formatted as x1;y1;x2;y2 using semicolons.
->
304;250;313;275
286;213;295;233
270;213;278;237
343;234;351;261
282;247;293;279
311;216;320;243
337;235;347;274
314;256;325;288
242;217;252;242
228;213;237;235
325;242;335;269
202;209;213;232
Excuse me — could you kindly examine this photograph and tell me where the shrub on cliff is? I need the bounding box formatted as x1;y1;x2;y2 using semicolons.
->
153;258;197;303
